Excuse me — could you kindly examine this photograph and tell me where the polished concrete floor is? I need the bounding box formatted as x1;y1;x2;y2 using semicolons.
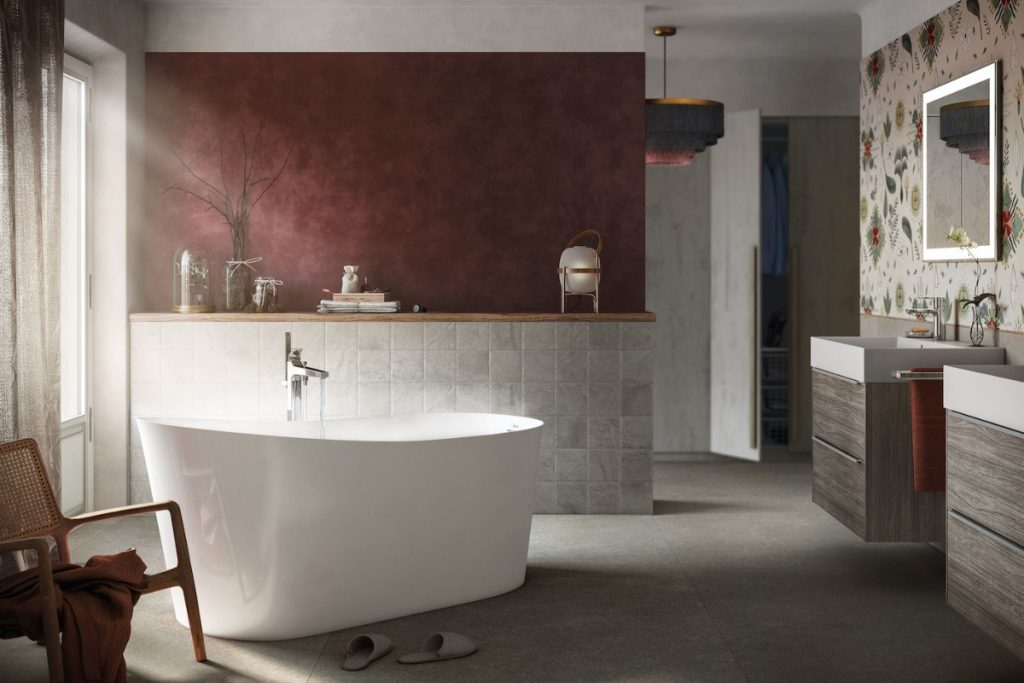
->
3;461;1023;682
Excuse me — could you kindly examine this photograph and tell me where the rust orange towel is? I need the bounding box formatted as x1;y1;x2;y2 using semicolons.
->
0;549;147;683
908;367;946;491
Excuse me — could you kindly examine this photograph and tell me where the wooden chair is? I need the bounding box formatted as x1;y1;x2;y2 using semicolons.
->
0;537;64;682
0;438;207;682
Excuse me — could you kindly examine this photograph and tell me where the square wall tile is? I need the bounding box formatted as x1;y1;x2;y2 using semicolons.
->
130;347;161;384
457;350;489;383
423;322;456;350
621;323;654;350
424;383;456;413
556;384;587;416
131;322;162;351
524;384;556;415
391;350;424;382
537;449;555;482
556;483;587;513
392;383;424;414
621;383;652;416
587;483;621;514
589;383;621;417
556;322;588;350
358;322;391;350
195;384;226;419
523;351;556;383
225;347;259;382
621;416;653;449
291;322;325;368
588;351;620;384
325;349;358;383
621;351;653;383
556;416;587;448
325;382;358;418
523;322;556;350
588;417;621;449
194;323;227;352
325;323;358;350
358;350;391;382
534;482;557;514
161;348;195;385
456;384;489;413
162;323;195;351
358;383;391;416
536;416;557;448
161;383;195;418
194;348;226;384
588;450;621;482
489;322;522;350
555;449;587;481
225;383;260;419
456;322;489;350
588;323;620;350
621;481;653;514
224;322;259;351
621;450;653;482
392;322;423;350
424;350;456;382
130;383;161;417
259;382;287;421
489;384;522;415
489;351;522;383
556;351;588;383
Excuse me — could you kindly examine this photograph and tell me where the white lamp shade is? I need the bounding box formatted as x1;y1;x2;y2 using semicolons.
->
559;246;601;294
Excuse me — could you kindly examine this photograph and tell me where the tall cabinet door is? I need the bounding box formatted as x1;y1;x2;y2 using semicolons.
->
710;109;762;461
788;117;860;453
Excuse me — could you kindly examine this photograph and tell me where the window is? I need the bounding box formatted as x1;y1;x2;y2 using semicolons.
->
60;55;93;514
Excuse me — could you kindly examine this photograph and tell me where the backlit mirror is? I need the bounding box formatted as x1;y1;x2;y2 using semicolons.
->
923;61;999;261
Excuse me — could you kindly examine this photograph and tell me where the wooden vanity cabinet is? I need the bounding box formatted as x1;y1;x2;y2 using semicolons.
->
946;411;1024;659
811;369;944;542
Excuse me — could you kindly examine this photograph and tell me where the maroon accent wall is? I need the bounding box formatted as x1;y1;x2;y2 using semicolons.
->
145;53;645;312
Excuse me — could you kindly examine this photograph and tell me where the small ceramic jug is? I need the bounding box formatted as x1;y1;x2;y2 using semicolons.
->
341;265;360;294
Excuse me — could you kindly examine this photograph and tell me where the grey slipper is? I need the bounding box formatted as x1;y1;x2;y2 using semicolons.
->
397;631;477;665
342;633;392;671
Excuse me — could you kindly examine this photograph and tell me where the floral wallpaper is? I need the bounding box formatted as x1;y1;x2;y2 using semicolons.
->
859;0;1024;330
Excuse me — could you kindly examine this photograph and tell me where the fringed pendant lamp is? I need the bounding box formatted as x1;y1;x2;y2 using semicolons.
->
646;26;724;166
939;99;990;166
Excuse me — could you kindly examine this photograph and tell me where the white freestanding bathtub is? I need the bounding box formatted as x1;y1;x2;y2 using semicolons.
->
136;413;542;641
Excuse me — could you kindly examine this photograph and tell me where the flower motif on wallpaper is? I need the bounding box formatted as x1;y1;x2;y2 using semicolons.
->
895;282;906;309
910;184;922;215
910;109;923;156
1002;180;1024;261
861;294;876;315
957;283;972;318
919;18;944;69
860;197;869;223
867;205;885;265
861;128;876;169
895;101;906;129
866;50;886;94
893;146;909;201
883;290;893;314
990;0;1019;33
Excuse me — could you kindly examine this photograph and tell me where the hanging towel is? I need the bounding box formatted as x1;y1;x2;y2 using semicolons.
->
908;368;946;492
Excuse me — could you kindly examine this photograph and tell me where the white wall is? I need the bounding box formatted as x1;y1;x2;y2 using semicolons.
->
145;3;644;52
859;0;957;56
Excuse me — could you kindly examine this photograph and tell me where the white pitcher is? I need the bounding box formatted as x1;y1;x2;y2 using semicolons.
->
341;265;360;294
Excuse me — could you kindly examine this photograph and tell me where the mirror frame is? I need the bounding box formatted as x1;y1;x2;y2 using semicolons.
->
922;61;1000;262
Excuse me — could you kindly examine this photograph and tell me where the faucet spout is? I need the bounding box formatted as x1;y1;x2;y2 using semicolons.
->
284;333;330;421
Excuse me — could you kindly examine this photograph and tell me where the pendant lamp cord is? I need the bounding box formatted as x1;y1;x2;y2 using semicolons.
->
662;35;667;98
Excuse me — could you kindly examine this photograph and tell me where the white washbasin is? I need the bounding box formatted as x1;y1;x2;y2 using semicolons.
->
945;365;1024;432
810;336;1005;383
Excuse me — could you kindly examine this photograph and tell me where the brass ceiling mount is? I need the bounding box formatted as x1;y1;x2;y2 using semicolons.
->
652;26;677;37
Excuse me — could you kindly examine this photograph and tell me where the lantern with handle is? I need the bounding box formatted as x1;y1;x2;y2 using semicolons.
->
558;229;602;313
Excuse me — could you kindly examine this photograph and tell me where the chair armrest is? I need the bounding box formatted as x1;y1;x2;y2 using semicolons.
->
0;537;53;560
64;500;181;530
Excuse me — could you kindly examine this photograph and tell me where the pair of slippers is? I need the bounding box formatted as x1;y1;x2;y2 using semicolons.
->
342;631;477;672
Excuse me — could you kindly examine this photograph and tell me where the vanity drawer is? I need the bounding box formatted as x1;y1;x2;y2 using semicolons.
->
812;436;866;538
948;412;1024;547
948;511;1024;659
812;370;866;460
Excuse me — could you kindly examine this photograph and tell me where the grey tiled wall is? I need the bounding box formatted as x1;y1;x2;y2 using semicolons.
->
129;320;653;514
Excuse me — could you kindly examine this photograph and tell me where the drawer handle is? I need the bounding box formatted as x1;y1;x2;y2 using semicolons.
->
949;510;1024;555
812;436;863;465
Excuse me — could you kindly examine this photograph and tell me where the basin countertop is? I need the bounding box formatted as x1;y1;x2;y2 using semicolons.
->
945;365;1024;433
810;336;1005;383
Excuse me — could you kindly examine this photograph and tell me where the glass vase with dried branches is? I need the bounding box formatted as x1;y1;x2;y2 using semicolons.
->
166;124;291;311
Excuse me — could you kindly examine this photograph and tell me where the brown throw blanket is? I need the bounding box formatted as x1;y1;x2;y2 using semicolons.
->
0;549;147;683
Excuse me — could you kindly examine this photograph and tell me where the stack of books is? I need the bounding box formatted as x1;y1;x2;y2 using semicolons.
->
317;291;400;314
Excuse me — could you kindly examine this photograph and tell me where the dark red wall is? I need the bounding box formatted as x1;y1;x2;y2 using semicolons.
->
145;53;645;312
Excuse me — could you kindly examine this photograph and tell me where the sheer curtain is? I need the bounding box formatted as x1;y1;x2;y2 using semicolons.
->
0;0;64;502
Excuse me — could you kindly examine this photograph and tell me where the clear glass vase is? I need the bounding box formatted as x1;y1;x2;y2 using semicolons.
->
969;307;985;346
224;261;251;312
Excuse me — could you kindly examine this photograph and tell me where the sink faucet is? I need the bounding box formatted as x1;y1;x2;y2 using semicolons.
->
906;296;946;341
284;332;329;421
